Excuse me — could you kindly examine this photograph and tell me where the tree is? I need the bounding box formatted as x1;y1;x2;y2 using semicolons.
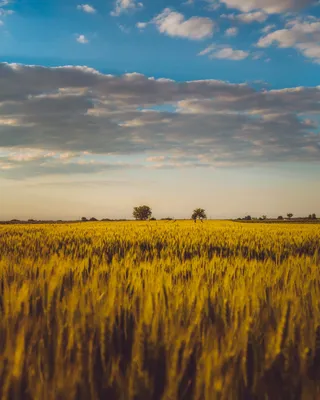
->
133;205;152;221
277;216;284;220
191;208;207;222
312;213;317;220
81;217;88;222
262;215;267;220
287;213;293;219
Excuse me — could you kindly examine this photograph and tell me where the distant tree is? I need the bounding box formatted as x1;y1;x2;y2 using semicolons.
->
150;217;157;221
243;215;252;221
81;217;88;222
191;208;207;223
161;217;173;221
90;217;98;222
287;213;293;220
277;216;284;220
308;214;312;219
262;215;267;220
312;213;317;220
133;205;152;221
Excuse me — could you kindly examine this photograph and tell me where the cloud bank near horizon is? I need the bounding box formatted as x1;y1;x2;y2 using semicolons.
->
0;62;319;179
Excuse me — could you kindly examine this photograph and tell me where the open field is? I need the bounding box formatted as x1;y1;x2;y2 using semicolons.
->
0;221;319;399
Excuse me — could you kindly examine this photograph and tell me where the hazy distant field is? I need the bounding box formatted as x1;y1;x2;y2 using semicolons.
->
0;221;319;399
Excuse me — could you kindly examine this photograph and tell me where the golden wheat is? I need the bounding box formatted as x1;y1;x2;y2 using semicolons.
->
0;221;319;399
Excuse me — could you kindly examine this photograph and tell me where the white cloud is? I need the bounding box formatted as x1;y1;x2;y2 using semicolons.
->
219;0;315;13
76;34;89;44
225;27;239;36
152;8;214;40
199;45;249;59
237;11;268;22
111;0;143;17
136;21;148;29
198;44;216;55
222;11;268;22
212;47;249;60
77;4;96;13
257;19;320;63
261;24;276;33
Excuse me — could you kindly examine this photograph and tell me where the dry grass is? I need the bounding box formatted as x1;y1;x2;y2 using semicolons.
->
0;221;319;399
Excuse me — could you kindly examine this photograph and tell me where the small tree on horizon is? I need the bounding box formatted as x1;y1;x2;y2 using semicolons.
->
287;213;293;220
133;205;152;221
191;208;207;223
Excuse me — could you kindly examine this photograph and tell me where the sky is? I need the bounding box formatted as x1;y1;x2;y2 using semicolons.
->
0;0;320;220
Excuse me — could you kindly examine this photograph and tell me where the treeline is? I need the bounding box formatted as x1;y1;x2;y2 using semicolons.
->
238;213;317;222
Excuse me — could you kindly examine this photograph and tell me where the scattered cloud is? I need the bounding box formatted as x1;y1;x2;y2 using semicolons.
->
136;21;148;29
211;47;249;60
222;11;268;23
219;0;315;14
76;34;89;44
77;4;96;13
0;8;13;16
199;44;249;59
237;11;268;22
257;19;320;63
0;63;319;179
152;8;214;40
111;0;143;17
198;44;216;55
225;27;239;36
261;24;276;33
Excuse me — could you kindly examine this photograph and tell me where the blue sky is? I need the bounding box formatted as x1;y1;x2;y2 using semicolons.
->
0;0;320;219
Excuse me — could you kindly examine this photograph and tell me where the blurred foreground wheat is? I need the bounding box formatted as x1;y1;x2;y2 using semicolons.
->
0;221;319;399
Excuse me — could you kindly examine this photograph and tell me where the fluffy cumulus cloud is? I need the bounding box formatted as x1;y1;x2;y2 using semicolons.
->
0;63;319;178
152;8;215;40
257;18;320;63
111;0;143;17
77;4;96;13
219;0;315;13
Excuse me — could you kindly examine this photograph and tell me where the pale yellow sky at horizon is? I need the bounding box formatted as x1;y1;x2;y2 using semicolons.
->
1;163;319;220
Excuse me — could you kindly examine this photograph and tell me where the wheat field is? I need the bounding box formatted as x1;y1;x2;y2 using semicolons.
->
0;221;319;400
